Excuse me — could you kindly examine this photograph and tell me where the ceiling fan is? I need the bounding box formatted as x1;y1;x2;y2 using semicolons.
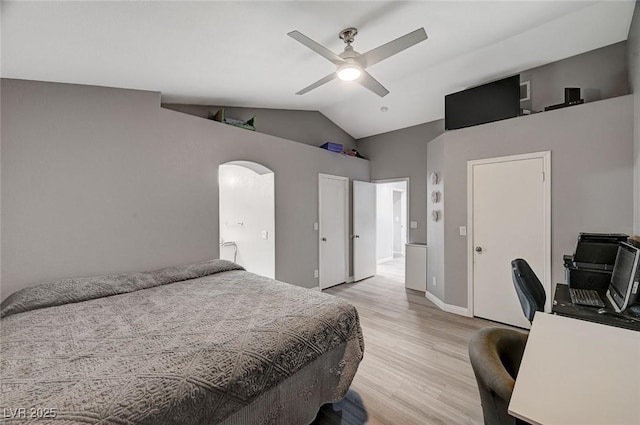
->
288;27;427;97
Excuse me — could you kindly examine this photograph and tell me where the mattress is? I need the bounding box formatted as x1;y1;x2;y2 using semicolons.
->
0;260;364;424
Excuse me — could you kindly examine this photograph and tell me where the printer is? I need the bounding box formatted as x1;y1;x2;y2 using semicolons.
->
563;233;628;291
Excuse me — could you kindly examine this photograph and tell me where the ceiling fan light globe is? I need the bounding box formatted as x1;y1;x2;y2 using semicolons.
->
337;65;362;81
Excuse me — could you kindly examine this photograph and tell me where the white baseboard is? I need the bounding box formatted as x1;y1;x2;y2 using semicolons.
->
445;303;471;317
316;276;354;291
377;256;394;264
425;291;472;317
425;290;445;309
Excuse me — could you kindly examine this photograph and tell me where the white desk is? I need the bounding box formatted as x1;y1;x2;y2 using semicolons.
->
508;313;640;425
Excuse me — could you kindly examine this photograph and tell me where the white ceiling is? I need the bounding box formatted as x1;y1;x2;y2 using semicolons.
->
1;1;635;139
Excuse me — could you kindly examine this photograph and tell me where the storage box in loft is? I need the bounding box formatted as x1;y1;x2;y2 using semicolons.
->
320;142;343;153
209;108;256;131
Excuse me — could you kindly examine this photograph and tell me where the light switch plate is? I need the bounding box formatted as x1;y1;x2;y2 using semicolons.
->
410;221;418;229
314;269;319;278
261;230;268;239
313;222;319;231
459;226;467;236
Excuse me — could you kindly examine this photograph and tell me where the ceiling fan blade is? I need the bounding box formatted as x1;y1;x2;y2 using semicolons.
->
358;71;389;97
360;28;427;68
288;30;344;65
295;72;337;95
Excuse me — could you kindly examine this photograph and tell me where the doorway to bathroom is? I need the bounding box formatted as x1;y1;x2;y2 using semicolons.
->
218;161;275;278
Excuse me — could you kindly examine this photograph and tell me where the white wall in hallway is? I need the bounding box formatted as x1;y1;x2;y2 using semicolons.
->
376;181;407;262
376;185;393;261
393;191;402;253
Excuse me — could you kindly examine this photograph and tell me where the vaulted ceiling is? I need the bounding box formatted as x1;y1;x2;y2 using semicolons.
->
2;1;635;138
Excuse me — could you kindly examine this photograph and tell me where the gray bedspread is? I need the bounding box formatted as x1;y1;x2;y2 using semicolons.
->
0;260;364;424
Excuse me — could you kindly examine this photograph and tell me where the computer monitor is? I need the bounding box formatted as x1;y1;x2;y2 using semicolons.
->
606;242;640;312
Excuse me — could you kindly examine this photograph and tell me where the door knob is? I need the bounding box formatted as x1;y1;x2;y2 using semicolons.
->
354;235;360;238
475;246;483;253
322;237;327;242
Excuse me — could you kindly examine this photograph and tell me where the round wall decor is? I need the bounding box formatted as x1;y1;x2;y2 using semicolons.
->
431;190;440;203
430;172;439;185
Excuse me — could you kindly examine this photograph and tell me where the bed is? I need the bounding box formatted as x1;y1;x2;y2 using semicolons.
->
0;260;364;424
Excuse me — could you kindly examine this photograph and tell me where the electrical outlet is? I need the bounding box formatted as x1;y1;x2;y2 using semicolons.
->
314;270;319;279
432;276;437;287
410;221;418;229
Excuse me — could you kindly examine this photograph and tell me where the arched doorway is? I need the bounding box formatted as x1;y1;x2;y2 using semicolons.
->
218;161;275;278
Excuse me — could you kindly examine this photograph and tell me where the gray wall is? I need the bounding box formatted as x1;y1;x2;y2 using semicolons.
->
629;1;640;234
356;120;445;244
356;42;629;251
520;41;630;113
1;79;369;300
163;104;357;151
441;95;634;308
426;135;445;300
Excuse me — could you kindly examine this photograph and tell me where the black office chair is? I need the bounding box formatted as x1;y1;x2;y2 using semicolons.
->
469;327;530;425
511;259;546;323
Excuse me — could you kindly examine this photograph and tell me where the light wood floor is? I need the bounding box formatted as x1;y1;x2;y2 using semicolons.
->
376;255;405;281
324;268;510;425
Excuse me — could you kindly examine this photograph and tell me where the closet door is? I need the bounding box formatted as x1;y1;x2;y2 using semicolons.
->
353;180;376;282
319;174;348;289
469;152;551;329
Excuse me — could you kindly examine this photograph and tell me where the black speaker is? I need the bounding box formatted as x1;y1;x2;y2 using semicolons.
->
564;87;581;104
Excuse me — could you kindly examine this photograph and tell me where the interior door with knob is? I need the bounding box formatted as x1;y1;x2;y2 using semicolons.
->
469;152;551;329
353;181;376;282
319;174;348;289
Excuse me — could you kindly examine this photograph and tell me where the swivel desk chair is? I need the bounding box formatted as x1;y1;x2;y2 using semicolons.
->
511;259;545;323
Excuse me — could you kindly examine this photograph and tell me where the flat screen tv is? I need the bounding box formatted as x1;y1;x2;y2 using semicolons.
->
445;75;520;130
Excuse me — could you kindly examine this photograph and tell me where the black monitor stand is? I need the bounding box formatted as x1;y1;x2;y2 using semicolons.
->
552;284;640;331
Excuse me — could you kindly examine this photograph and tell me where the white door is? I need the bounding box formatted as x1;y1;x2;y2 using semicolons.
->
353;181;376;282
319;174;348;289
470;152;551;329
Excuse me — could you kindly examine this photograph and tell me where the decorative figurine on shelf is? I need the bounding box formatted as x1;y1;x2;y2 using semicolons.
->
346;148;366;159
